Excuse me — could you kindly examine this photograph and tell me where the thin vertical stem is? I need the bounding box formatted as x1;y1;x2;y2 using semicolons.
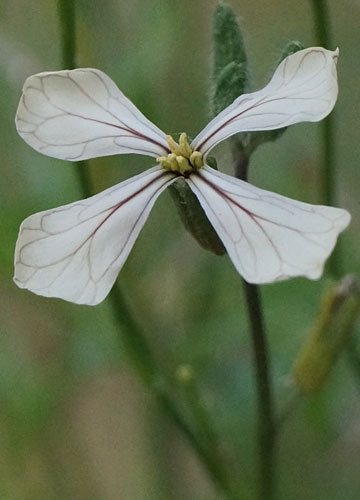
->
310;0;340;277
311;0;331;64
234;150;277;500
242;282;276;500
176;367;240;496
309;0;360;393
58;0;76;69
57;1;236;497
57;0;93;199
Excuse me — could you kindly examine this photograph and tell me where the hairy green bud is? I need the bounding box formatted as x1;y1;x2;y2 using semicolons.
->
211;2;249;116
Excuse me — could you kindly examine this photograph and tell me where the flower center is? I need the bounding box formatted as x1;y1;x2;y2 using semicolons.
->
157;133;203;176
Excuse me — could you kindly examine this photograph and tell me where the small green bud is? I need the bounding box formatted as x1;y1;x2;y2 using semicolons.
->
293;276;360;395
212;61;249;116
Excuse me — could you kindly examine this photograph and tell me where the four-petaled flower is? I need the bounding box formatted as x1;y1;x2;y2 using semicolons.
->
14;47;350;305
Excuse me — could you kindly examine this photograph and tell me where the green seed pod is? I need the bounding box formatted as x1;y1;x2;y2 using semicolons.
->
169;179;226;256
293;276;360;395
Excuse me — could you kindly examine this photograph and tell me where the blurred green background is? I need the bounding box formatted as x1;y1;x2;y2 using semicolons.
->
1;1;360;499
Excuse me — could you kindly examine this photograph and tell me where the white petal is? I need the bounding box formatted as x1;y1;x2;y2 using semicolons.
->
15;69;170;160
14;166;176;305
187;166;350;284
192;48;339;156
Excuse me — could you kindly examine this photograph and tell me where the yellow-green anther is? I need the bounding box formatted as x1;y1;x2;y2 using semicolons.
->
167;153;179;172
162;160;171;170
156;156;169;168
190;151;204;169
166;135;182;155
157;133;204;175
179;133;193;158
176;155;192;175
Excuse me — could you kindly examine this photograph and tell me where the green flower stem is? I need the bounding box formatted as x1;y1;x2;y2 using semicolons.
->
233;148;277;500
58;0;76;69
57;1;237;497
242;281;277;500
211;4;277;495
310;0;339;278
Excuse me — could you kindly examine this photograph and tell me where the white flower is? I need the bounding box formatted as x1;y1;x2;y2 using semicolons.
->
14;47;350;305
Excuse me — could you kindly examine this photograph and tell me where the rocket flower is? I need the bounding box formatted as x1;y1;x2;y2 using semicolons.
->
14;47;350;305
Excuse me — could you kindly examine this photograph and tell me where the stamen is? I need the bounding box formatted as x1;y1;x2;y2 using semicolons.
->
190;151;203;169
166;135;182;155
158;133;204;175
167;154;179;171
179;133;192;158
176;156;191;175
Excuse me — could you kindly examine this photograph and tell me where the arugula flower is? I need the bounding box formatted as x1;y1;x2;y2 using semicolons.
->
14;47;350;305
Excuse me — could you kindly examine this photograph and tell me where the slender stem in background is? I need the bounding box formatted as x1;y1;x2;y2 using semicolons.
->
182;376;222;451
234;151;277;500
176;365;242;495
110;286;234;496
58;0;76;69
58;0;93;198
310;0;340;278
57;1;237;497
309;0;360;388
